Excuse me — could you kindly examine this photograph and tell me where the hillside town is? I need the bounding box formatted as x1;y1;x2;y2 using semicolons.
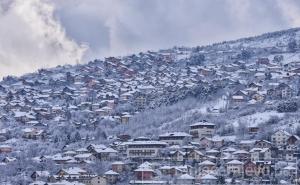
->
1;28;300;184
26;122;300;185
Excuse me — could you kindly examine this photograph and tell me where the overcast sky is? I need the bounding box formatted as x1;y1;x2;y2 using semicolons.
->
0;0;300;77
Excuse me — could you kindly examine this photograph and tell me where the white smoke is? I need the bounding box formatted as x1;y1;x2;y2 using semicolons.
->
276;0;300;26
0;0;87;78
53;0;298;60
1;0;300;78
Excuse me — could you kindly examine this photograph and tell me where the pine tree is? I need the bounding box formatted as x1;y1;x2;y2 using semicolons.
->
74;131;81;142
66;133;71;144
85;134;90;143
54;136;59;143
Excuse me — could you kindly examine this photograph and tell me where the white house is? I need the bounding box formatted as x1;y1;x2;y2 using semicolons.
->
176;174;195;184
159;132;192;145
249;148;272;162
90;176;107;185
271;130;291;146
189;121;215;141
198;160;216;174
226;160;244;177
126;141;168;159
199;174;218;184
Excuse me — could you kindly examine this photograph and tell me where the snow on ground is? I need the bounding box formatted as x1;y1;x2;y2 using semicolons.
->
196;96;228;114
159;96;228;129
176;53;189;61
277;114;300;131
232;111;285;127
210;95;228;109
281;53;300;64
159;108;202;130
228;29;300;49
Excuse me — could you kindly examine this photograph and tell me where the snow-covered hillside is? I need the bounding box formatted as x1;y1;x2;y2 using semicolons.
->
1;27;300;184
